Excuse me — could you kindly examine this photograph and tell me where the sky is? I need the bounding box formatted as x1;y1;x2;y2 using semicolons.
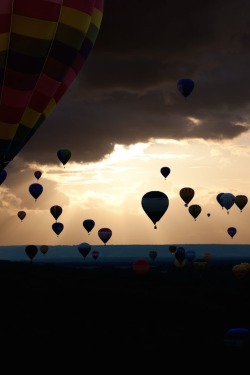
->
2;0;250;246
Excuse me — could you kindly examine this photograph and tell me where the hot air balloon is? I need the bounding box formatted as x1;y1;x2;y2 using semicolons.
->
29;183;43;201
185;250;196;262
160;167;171;180
0;1;104;172
149;250;157;261
40;245;49;255
17;210;26;222
234;195;248;212
216;193;224;209
169;245;177;255
132;259;150;275
177;78;195;98
78;242;91;259
57;149;71;166
98;228;112;245
83;219;95;234
92;250;99;261
141;191;169;229
0;170;7;185
25;245;38;261
175;246;186;263
52;222;64;237
50;205;63;221
188;204;202;220
220;193;235;213
34;170;42;180
179;187;195;207
227;227;237;239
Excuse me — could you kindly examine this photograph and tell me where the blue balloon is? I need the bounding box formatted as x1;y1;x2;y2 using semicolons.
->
177;78;195;98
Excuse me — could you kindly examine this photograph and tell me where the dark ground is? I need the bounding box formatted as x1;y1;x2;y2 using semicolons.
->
0;260;249;369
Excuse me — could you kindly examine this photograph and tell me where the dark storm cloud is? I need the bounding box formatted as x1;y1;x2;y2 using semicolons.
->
20;0;250;165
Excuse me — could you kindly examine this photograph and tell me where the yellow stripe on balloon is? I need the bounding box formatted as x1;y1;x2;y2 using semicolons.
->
21;107;41;128
0;33;9;52
0;122;18;139
12;15;58;40
60;7;91;34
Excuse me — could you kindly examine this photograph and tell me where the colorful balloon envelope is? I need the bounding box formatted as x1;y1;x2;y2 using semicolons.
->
160;167;171;180
98;228;112;245
29;183;43;201
83;219;95;234
179;187;195;207
177;78;195;98
141;191;169;229
227;227;237;239
188;204;202;220
52;222;64;236
0;1;104;171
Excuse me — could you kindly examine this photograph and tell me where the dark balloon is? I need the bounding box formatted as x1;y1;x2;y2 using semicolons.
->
177;78;195;98
169;245;177;255
175;246;186;263
186;250;196;262
149;250;157;261
25;245;38;261
83;219;95;234
0;170;7;185
0;1;104;171
52;222;64;236
141;191;169;229
92;250;99;261
216;193;224;209
160;167;171;180
179;187;195;207
50;205;63;221
40;245;49;255
98;228;112;245
57;149;71;166
29;183;43;201
220;193;235;213
227;227;237;239
34;171;42;180
78;242;91;259
17;210;26;222
188;204;202;220
132;259;150;275
234;195;248;212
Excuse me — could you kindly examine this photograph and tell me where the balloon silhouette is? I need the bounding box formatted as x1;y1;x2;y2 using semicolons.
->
40;245;49;255
50;205;63;221
17;210;26;222
227;227;237;239
57;149;71;166
149;250;158;261
92;250;99;261
188;204;202;220
216;193;224;209
160;167;171;180
0;170;7;185
52;222;64;237
177;78;195;98
234;195;248;212
25;245;38;261
141;191;169;229
169;245;177;255
179;187;195;207
98;228;112;245
220;193;235;214
175;246;186;263
34;171;42;180
0;1;104;171
29;183;43;201
83;219;95;234
78;242;91;259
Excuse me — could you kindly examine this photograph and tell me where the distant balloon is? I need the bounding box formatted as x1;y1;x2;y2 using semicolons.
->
160;167;171;180
0;170;7;185
141;191;169;229
149;250;158;261
29;183;43;201
34;171;42;180
177;78;195;98
52;222;64;237
78;242;91;259
232;263;250;278
25;245;38;261
227;227;237;239
220;193;235;213
40;245;49;255
57;149;71;166
83;219;95;234
169;245;177;255
188;204;202;220
175;246;186;263
207;213;211;218
234;195;248;212
17;210;26;222
186;250;196;262
216;193;224;209
132;259;150;275
179;187;195;207
92;250;99;261
50;205;63;221
98;228;112;245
